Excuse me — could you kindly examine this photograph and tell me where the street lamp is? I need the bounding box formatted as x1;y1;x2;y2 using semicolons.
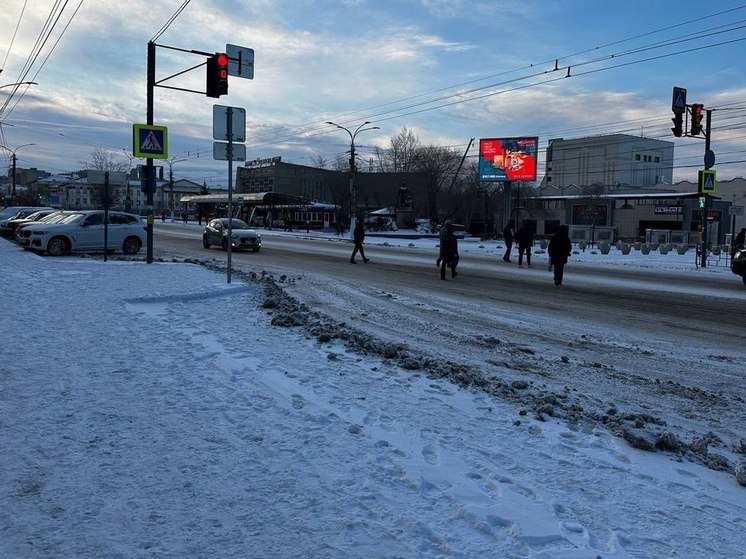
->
0;143;36;206
326;121;380;231
0;81;38;90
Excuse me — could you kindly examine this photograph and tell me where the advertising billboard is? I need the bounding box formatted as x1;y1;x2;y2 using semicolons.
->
478;137;538;182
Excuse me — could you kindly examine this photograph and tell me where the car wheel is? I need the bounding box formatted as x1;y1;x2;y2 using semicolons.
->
47;236;70;256
122;236;142;255
253;247;260;252
742;275;746;286
221;238;228;251
203;235;210;249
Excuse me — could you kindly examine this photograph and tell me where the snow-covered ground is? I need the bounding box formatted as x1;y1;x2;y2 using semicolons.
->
1;233;745;559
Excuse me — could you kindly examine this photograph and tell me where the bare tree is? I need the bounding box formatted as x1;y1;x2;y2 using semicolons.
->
412;144;461;227
80;148;130;173
311;155;328;169
373;127;421;172
331;154;349;172
578;182;608;248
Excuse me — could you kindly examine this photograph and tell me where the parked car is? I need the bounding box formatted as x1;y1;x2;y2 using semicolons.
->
14;211;69;239
0;207;54;231
16;210;146;256
202;218;261;251
731;248;746;286
1;209;58;238
0;206;50;221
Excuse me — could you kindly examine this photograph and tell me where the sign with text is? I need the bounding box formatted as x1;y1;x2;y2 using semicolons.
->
478;137;538;182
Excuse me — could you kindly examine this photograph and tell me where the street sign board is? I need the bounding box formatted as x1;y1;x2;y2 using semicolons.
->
731;205;744;216
698;169;716;194
672;86;687;113
213;142;246;161
226;44;254;80
212;105;246;142
132;124;168;159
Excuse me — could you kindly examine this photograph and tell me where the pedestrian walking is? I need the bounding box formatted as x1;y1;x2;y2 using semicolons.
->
502;220;515;262
439;221;459;280
515;222;534;268
349;219;370;263
732;227;746;257
548;224;572;285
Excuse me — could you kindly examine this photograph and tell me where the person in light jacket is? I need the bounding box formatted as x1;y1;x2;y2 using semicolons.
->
548;224;572;285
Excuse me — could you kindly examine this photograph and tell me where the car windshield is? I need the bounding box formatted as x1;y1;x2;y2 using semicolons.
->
39;212;68;223
223;219;250;229
23;211;49;221
60;213;86;224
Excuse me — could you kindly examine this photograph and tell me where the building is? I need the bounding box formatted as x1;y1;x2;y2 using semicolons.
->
236;157;433;219
524;132;743;243
543;134;674;192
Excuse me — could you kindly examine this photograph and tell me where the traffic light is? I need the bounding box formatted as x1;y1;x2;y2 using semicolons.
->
671;111;683;137
206;53;229;98
690;103;704;136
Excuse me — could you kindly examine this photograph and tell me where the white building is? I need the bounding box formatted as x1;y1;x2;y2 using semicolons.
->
543;133;675;192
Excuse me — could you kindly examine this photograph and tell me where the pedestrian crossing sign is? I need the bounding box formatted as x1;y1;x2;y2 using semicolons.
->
132;124;168;159
698;169;716;194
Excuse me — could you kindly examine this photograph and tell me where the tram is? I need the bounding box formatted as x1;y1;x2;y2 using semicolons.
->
179;191;341;231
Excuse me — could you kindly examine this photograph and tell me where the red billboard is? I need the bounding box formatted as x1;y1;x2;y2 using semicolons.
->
478;137;538;182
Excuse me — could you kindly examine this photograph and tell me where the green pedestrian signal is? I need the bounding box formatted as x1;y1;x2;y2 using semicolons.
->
698;197;706;209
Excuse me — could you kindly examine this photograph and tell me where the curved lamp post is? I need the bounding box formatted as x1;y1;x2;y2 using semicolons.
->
0;81;38;90
1;82;39;205
0;143;36;206
326;121;379;230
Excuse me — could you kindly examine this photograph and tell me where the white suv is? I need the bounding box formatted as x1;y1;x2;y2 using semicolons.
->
17;210;146;256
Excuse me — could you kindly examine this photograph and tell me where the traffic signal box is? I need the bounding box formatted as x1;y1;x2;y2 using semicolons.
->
206;53;229;98
671;112;683;137
690;103;704;136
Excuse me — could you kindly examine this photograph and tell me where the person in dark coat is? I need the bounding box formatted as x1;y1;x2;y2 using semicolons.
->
515;222;534;268
502;220;515;262
349;219;369;263
548;224;572;285
732;227;746;257
439;221;459;280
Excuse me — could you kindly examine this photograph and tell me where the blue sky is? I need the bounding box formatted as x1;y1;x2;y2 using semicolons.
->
1;0;745;188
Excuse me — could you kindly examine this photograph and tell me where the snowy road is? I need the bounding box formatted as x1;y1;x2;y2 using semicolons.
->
155;225;746;469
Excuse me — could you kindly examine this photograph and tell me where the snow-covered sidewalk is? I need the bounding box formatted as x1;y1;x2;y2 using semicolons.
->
1;239;744;558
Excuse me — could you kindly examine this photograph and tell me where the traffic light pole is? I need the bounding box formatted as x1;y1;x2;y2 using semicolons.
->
700;109;713;269
146;41;156;264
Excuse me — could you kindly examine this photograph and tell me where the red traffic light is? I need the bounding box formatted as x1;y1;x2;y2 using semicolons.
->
206;53;229;98
690;103;704;136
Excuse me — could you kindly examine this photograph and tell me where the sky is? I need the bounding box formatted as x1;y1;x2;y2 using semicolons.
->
1;1;746;189
2;228;745;558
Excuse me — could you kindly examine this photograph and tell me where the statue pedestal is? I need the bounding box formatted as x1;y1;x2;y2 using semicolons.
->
396;208;416;229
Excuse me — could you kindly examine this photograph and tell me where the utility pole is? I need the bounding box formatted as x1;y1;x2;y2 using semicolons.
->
145;41;156;263
325;121;379;234
0;143;36;206
700;108;713;269
11;152;17;206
